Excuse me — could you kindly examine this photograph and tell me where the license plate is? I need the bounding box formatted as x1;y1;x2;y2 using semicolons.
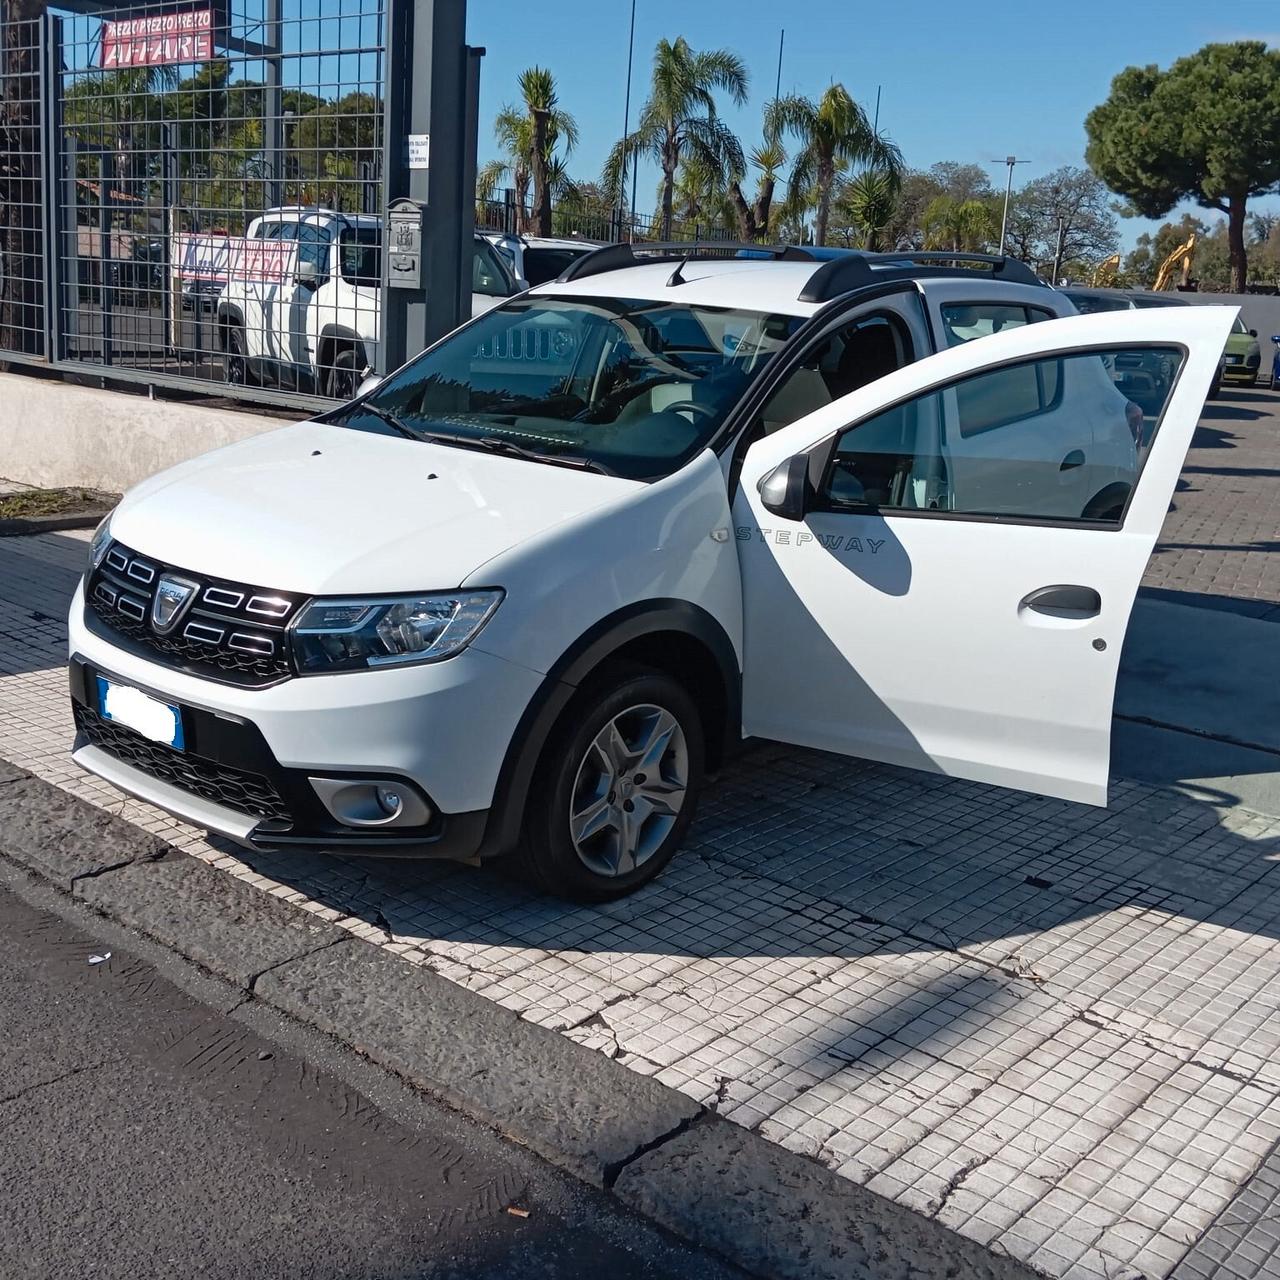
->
97;677;184;749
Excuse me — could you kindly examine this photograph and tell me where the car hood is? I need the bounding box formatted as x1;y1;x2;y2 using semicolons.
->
1225;333;1259;355
111;420;643;594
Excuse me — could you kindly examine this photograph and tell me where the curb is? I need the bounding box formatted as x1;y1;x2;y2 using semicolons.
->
0;507;115;537
0;759;1039;1280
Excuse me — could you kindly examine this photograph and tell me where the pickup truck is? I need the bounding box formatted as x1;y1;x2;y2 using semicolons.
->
216;206;522;399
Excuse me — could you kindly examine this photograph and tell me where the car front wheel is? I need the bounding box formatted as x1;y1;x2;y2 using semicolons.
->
223;325;257;386
518;666;704;901
324;349;361;401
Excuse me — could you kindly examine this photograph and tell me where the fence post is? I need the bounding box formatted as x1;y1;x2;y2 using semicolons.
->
39;13;60;361
97;152;113;366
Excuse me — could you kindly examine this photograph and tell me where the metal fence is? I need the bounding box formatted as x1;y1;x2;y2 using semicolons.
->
0;3;736;410
475;194;736;247
0;16;46;360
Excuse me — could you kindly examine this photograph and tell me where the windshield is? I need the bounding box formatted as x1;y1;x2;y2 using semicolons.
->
333;295;803;480
1232;316;1251;334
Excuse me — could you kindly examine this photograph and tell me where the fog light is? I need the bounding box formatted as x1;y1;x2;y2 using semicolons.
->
308;777;431;829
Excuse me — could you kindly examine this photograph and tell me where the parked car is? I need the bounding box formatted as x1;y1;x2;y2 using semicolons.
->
484;232;601;287
217;206;522;399
181;277;224;313
1060;287;1191;419
1221;315;1262;386
70;246;1231;901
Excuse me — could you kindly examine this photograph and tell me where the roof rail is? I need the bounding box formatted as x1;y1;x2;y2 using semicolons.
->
799;250;1044;304
555;240;816;284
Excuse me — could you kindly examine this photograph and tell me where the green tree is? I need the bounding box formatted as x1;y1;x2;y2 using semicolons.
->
477;67;577;235
1006;166;1119;273
833;168;900;250
922;196;997;252
605;36;748;241
727;137;786;242
1086;41;1280;291
765;84;901;246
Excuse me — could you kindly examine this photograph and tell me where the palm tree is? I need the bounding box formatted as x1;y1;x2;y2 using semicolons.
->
728;137;787;242
765;84;902;246
477;68;578;235
605;36;748;240
837;168;900;251
922;195;997;252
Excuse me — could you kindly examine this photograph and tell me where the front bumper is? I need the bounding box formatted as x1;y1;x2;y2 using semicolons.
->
68;583;544;858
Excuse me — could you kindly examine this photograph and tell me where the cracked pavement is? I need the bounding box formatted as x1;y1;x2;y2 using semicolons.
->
4;391;1280;1280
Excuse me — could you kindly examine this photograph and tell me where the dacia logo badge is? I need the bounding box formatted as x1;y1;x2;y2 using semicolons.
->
151;574;199;635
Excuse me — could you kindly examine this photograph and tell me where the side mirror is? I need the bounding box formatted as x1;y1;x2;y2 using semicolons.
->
294;259;320;289
356;371;382;397
758;454;812;522
1250;328;1258;338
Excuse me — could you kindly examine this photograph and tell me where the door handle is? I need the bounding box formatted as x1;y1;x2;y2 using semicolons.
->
1060;450;1085;471
1020;584;1101;620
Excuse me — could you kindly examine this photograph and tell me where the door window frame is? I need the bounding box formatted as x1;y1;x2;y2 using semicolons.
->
719;281;930;494
805;340;1191;532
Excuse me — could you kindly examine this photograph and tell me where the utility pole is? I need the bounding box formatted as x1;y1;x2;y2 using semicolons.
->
1051;215;1066;285
618;0;636;241
992;155;1029;256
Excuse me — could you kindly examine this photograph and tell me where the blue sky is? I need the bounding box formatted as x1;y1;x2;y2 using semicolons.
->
468;0;1280;250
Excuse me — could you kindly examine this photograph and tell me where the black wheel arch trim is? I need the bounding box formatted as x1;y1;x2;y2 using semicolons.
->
478;600;742;859
317;325;368;370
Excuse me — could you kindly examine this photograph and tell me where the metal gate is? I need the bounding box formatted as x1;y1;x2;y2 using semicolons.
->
1;0;389;408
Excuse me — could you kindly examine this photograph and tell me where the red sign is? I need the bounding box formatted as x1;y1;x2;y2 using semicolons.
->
174;233;298;285
101;9;213;69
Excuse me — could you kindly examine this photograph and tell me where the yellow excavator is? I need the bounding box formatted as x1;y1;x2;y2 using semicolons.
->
1090;254;1120;287
1153;233;1196;291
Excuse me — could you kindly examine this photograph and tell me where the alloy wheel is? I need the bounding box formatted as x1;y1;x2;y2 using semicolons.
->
568;703;689;878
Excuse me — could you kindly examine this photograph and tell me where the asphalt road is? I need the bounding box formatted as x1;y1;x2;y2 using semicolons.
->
0;870;746;1280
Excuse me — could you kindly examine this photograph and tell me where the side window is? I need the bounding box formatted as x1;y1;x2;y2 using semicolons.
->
294;223;332;275
818;346;1185;524
758;312;913;435
254;221;294;242
472;240;515;298
940;303;1051;348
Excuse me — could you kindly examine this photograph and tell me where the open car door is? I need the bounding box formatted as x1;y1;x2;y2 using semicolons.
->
733;305;1234;805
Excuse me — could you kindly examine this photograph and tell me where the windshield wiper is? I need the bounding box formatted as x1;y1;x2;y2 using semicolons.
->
357;402;420;440
474;436;615;476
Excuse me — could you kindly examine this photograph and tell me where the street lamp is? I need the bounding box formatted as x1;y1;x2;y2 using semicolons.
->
991;155;1029;256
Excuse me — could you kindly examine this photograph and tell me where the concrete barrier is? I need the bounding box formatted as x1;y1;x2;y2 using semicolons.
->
0;372;301;492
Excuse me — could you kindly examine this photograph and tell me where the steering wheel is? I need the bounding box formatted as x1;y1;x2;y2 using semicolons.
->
662;400;717;420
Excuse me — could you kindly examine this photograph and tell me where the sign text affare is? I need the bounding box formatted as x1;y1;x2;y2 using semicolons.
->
101;9;213;69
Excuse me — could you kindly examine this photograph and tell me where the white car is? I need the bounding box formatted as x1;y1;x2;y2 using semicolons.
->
218;206;522;399
70;247;1231;900
483;232;602;288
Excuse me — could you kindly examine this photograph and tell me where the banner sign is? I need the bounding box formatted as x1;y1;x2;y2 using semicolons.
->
101;9;213;69
173;234;298;285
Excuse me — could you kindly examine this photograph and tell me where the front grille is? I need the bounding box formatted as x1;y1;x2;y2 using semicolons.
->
86;542;306;687
74;702;292;825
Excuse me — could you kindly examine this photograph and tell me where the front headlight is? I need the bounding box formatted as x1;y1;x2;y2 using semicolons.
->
290;590;504;673
87;515;113;572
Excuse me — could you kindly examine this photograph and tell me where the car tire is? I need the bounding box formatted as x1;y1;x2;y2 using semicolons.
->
223;325;258;387
515;664;704;902
324;349;361;401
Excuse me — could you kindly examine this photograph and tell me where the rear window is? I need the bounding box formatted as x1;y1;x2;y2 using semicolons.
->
1063;291;1129;315
522;246;591;286
940;303;1051;347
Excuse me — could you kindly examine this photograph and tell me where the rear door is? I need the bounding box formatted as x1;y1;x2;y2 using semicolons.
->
733;306;1233;805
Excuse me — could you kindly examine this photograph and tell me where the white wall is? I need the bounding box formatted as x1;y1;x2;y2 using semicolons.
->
0;373;302;492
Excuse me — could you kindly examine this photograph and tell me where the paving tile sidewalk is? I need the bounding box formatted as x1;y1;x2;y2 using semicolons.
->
1142;389;1280;617
4;526;1280;1280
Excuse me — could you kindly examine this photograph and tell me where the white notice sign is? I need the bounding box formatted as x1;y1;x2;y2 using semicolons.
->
408;134;430;170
